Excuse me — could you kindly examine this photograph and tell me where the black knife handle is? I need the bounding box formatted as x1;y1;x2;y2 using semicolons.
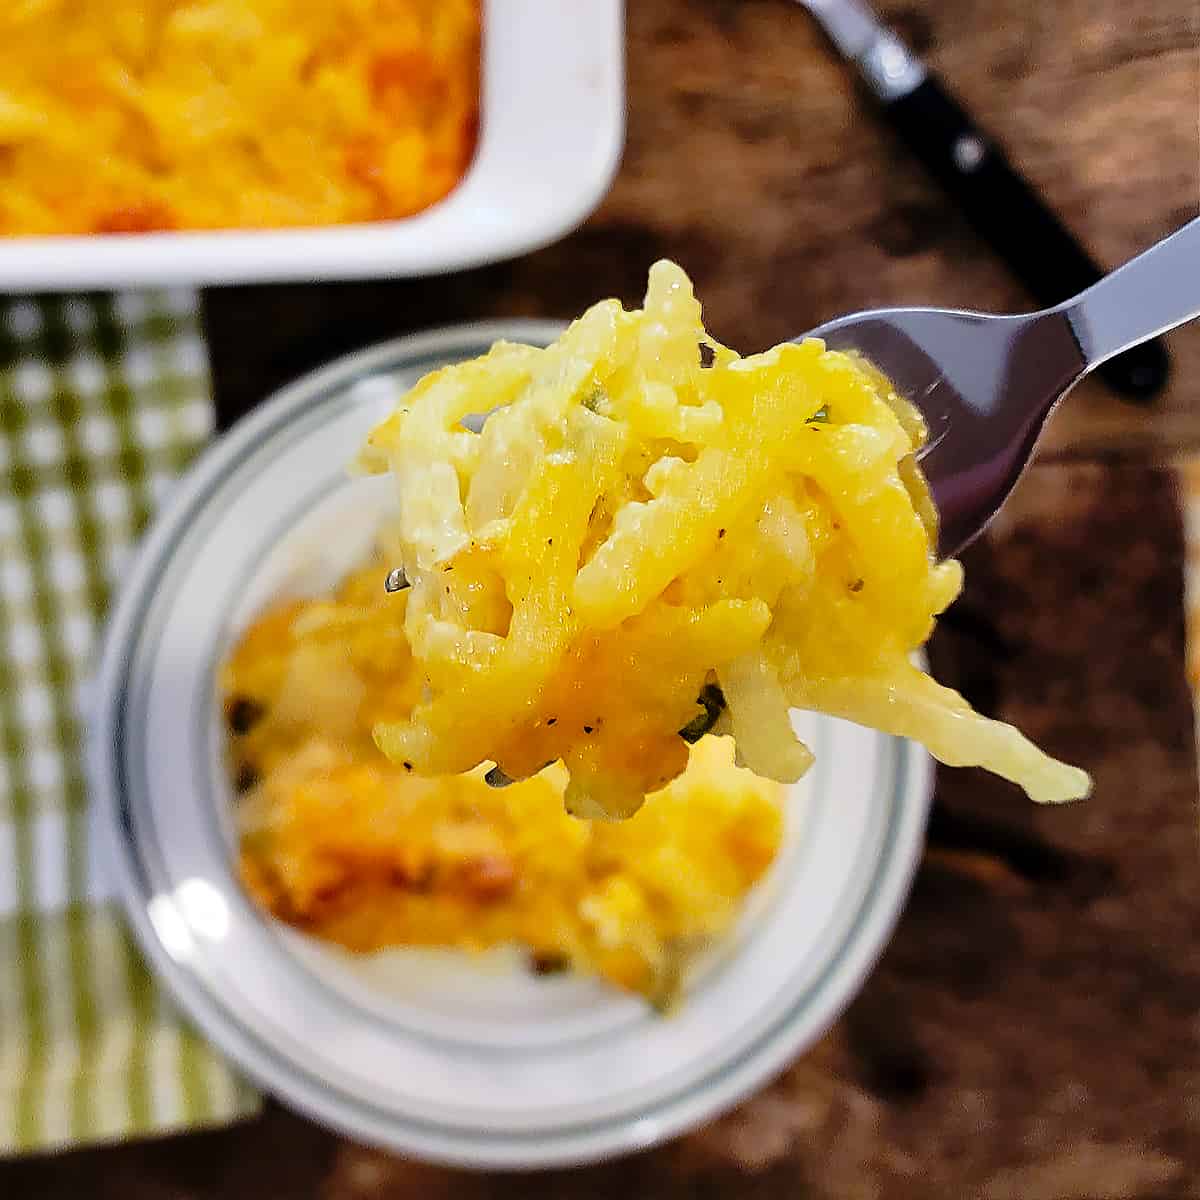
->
881;74;1169;400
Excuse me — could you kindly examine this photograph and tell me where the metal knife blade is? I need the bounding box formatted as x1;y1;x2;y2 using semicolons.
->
794;0;926;100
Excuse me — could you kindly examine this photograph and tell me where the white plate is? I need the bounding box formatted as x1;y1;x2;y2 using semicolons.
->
89;324;933;1169
0;1;624;290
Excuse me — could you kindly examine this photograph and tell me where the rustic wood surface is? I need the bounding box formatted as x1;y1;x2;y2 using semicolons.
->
5;0;1199;1196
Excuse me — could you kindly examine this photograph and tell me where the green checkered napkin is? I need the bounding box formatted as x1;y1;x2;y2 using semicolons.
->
0;291;259;1155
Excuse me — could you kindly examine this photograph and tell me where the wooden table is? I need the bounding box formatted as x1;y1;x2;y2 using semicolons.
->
6;1;1198;1195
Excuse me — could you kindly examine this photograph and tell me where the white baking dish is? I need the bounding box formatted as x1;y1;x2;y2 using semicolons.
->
0;0;624;291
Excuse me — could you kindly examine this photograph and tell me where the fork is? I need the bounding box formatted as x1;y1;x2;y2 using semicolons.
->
808;216;1200;558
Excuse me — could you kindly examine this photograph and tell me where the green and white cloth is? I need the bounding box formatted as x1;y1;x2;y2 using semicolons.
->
0;291;259;1154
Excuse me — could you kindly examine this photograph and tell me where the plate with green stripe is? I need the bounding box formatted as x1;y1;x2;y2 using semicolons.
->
88;324;933;1170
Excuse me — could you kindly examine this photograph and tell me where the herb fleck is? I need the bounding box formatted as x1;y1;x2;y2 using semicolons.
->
235;763;261;792
679;683;727;743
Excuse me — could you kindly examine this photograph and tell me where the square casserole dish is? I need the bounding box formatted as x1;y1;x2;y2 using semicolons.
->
0;0;624;290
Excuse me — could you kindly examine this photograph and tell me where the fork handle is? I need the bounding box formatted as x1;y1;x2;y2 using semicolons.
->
1061;215;1200;372
880;74;1170;399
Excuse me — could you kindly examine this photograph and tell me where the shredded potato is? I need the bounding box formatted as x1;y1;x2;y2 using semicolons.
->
225;561;783;1006
360;262;1091;818
0;1;478;235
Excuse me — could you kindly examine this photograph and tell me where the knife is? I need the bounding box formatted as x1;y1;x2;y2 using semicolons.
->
795;0;1170;401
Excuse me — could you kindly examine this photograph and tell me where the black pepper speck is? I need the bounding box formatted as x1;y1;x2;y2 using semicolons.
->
227;696;265;735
